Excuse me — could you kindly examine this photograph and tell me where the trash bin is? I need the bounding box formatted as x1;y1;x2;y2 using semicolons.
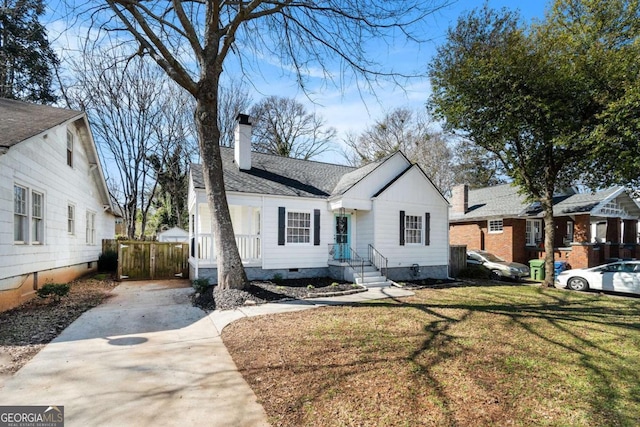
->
529;259;545;281
554;261;570;277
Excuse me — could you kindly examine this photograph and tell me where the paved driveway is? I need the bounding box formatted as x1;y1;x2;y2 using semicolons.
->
0;281;269;427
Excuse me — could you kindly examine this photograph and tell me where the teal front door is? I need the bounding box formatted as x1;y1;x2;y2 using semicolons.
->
334;214;351;261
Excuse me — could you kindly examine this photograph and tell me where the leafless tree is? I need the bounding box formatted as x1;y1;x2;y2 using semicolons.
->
218;78;252;147
79;0;449;289
345;107;454;193
148;86;199;231
250;96;335;160
66;47;192;238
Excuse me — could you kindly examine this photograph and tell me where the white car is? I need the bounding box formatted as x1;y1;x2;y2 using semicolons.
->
555;261;640;295
467;250;530;280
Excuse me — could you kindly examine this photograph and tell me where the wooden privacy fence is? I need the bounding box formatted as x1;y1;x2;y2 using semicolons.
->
449;245;467;278
114;241;189;281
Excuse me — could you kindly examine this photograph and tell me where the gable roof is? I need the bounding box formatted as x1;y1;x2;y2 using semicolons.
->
451;184;639;222
191;147;356;198
0;98;83;150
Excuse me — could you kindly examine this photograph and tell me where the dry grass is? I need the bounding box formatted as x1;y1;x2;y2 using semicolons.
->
222;283;640;427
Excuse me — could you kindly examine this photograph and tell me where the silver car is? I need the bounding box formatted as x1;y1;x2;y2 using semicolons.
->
467;250;530;280
555;261;640;295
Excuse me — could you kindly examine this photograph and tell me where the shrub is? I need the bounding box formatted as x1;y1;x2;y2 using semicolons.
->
192;278;210;294
98;250;118;272
331;282;339;287
36;283;70;302
272;273;283;284
307;284;315;289
457;265;491;279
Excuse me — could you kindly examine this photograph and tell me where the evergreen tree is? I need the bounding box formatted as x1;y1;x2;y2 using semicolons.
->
0;0;58;103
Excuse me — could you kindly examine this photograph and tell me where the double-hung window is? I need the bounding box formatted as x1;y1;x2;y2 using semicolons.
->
86;211;96;245
286;211;311;244
14;185;45;244
14;185;28;242
68;204;75;235
405;215;423;244
67;130;74;167
31;191;44;244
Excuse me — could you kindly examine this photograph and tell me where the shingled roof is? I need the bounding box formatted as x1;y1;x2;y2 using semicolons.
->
0;98;83;150
191;147;357;198
450;184;529;221
451;184;635;221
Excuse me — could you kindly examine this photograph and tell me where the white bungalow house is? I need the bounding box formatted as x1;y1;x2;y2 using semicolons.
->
188;115;450;285
0;98;116;311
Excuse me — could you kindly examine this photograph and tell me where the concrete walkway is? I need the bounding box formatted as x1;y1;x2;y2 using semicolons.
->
0;281;413;426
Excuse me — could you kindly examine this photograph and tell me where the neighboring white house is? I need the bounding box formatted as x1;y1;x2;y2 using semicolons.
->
158;226;188;242
0;98;116;311
188;114;450;285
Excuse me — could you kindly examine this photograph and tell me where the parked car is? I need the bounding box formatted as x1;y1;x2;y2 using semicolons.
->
555;261;640;295
467;250;530;280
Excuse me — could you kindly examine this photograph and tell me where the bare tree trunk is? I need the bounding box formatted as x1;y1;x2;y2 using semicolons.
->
541;188;555;287
195;78;248;290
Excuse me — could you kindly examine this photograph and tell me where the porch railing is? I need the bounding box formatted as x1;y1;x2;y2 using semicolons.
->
368;244;388;278
196;234;260;262
329;243;388;281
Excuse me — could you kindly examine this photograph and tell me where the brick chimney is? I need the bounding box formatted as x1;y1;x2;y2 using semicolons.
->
234;113;252;171
452;184;469;214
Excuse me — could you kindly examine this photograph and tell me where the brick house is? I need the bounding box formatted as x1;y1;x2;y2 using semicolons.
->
449;184;640;269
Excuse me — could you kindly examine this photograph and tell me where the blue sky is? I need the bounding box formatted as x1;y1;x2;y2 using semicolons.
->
44;0;550;164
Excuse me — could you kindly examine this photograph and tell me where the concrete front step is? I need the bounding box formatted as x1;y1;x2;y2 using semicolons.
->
355;275;387;285
363;281;394;288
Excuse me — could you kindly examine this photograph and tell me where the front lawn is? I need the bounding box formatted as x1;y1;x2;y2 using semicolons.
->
222;283;640;426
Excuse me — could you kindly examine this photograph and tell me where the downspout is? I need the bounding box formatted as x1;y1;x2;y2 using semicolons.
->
194;198;199;280
261;196;265;269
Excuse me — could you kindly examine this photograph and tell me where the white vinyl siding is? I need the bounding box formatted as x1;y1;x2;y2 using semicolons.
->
488;219;503;233
372;167;448;267
287;211;311;244
0;119;115;285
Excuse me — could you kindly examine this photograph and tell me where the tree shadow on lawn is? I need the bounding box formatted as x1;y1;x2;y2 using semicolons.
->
236;286;640;426
355;286;640;426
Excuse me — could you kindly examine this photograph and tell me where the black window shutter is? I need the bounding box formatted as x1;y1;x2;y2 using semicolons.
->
278;207;285;246
425;212;431;246
399;210;405;246
314;209;321;246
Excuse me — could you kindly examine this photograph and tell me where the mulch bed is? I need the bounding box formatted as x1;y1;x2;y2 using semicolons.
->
192;277;363;311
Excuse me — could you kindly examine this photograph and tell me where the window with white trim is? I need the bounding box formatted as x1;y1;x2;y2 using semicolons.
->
286;211;311;244
86;211;96;245
14;185;27;242
68;204;75;235
405;215;423;244
488;219;503;233
526;219;543;246
67;130;74;167
32;191;44;244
